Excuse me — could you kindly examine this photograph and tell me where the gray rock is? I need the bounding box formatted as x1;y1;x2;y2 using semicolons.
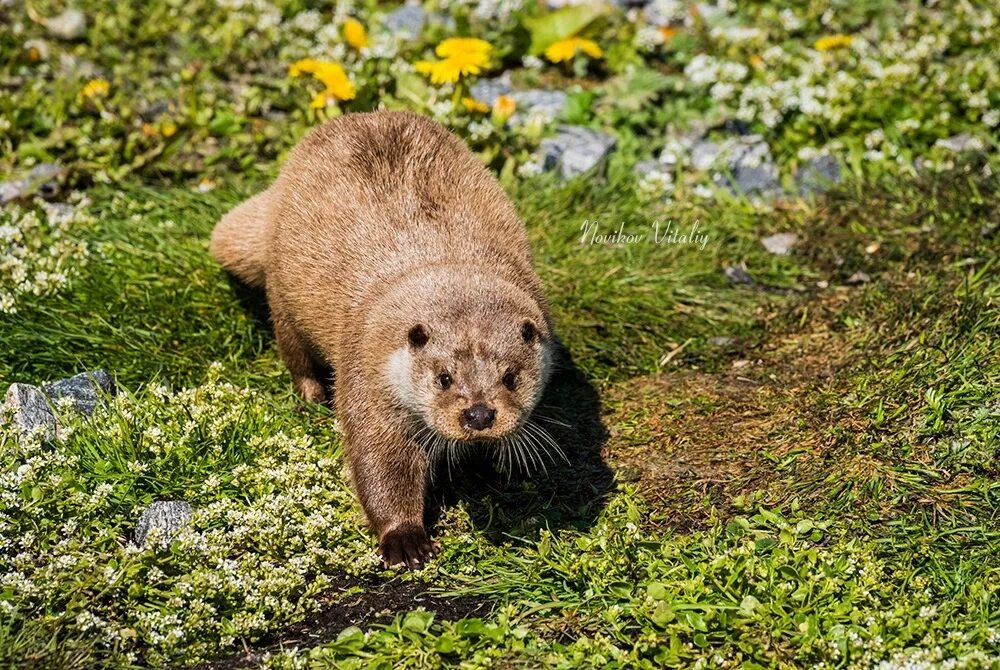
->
690;140;722;171
633;159;670;178
539;125;616;180
41;369;115;415
134;501;194;548
510;89;568;125
0;163;65;205
727;163;781;196
3;384;57;441
796;153;841;196
708;336;734;346
719;136;781;196
384;3;425;39
138;100;170;122
30;163;64;181
761;232;798;255
935;133;985;153
46;8;87;40
722;118;752;136
469;73;512;107
724;265;754;285
667;120;710;149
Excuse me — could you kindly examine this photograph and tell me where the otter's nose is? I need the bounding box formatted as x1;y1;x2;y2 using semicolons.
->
461;403;496;431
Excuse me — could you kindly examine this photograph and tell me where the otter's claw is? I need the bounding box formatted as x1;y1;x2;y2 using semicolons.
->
380;525;437;570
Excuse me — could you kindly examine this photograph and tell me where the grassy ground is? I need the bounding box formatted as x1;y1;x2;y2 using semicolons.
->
2;162;999;668
3;0;1000;668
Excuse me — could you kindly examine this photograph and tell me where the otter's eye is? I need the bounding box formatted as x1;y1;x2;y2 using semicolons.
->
437;373;453;390
502;371;517;391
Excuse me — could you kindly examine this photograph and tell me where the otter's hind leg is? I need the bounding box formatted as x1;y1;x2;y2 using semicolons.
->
269;299;329;404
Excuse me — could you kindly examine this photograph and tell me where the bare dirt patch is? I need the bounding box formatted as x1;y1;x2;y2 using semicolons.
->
604;289;865;527
198;578;487;670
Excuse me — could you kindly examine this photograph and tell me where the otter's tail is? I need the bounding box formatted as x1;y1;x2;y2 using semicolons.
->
210;190;272;288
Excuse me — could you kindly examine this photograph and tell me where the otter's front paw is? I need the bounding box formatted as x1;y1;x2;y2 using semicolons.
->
379;524;437;570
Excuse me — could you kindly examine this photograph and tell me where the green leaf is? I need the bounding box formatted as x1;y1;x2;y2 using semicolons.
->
651;601;675;627
647;582;669;601
435;633;457;654
739;595;761;615
523;3;610;55
208;111;240;136
402;610;434;633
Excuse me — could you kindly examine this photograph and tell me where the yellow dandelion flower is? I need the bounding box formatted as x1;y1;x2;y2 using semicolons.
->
493;94;516;121
814;34;853;52
311;92;330;109
343;18;369;50
435;37;492;59
415;37;493;85
749;54;764;70
288;58;321;77
544;37;602;64
161;122;177;137
289;58;356;103
462;97;489;113
80;78;110;100
415;52;488;84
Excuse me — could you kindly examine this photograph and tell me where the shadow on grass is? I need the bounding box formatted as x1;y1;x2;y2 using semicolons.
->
427;343;615;541
226;276;273;337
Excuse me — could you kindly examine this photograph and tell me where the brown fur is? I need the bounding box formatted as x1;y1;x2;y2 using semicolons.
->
210;111;555;568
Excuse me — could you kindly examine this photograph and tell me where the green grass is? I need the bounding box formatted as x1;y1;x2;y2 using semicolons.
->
3;164;1000;668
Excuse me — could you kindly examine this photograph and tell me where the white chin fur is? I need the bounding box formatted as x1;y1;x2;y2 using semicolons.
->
384;347;421;413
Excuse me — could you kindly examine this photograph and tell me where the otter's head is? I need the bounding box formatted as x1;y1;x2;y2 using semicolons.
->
384;300;553;443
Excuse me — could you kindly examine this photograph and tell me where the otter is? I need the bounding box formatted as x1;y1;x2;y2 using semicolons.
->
210;111;557;569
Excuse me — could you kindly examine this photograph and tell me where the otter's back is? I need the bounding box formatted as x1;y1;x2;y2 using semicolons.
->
265;112;541;345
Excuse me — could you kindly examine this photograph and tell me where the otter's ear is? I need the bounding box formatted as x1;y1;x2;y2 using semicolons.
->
408;324;429;348
521;319;538;344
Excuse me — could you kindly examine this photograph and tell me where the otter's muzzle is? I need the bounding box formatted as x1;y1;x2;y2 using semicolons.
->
461;403;496;431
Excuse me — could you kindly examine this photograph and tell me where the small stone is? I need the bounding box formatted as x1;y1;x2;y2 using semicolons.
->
30;164;64;181
846;271;871;285
138;100;170;122
724;265;754;285
935;133;985;153
41;369;115;415
761;232;799;255
728;163;781;196
722;118;752;136
0;179;30;205
46;8;87;40
3;384;57;441
796;153;842;196
665;120;709;151
539;125;616;180
134;501;194;548
510;89;568;125
690;140;722;171
0;163;65;205
720;136;781;197
468;73;512;107
384;3;425;39
633;159;670;178
708;336;734;346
